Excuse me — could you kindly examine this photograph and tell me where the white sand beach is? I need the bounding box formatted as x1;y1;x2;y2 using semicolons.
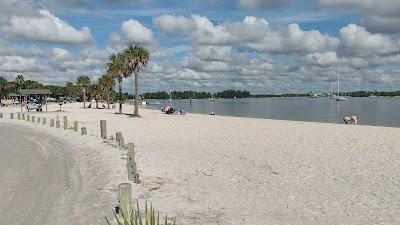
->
1;102;400;225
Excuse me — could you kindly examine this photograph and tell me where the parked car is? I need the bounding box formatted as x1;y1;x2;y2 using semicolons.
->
27;100;42;112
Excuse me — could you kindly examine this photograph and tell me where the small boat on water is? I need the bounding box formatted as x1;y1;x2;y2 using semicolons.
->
309;92;318;98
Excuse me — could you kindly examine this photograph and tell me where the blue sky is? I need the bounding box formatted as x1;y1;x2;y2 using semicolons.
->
0;0;399;94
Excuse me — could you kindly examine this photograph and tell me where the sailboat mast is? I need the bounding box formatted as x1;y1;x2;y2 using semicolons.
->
337;75;340;97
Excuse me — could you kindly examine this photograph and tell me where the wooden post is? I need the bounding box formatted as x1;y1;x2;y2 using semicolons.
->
45;94;48;112
17;113;21;120
20;94;23;113
10;113;14;119
81;127;87;135
100;120;107;139
26;115;30;121
42;118;46;125
63;116;68;130
31;116;35;123
73;121;78;132
37;117;41;124
126;143;139;183
22;114;25;120
118;183;132;218
116;132;124;147
56;120;60;128
50;119;55;127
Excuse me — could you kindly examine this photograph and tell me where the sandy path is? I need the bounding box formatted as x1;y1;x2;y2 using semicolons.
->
0;123;81;225
0;120;126;225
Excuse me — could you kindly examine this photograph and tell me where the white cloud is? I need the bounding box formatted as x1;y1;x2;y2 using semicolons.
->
320;0;400;33
0;56;48;72
121;19;156;45
306;52;338;67
246;23;339;54
0;1;93;44
153;15;195;34
339;24;399;57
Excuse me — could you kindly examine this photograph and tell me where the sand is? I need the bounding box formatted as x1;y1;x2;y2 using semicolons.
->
1;102;400;225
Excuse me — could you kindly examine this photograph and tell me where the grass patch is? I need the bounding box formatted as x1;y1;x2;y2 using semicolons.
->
106;201;176;225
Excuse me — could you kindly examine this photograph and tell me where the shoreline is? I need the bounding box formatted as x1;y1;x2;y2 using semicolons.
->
1;102;400;224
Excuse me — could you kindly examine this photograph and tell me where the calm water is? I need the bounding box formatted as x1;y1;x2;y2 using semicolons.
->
145;97;400;128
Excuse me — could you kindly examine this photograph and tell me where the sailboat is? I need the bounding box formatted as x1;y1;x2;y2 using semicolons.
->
336;75;348;101
209;93;215;101
330;82;338;99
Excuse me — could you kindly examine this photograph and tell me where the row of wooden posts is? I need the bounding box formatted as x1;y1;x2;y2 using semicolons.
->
1;112;139;216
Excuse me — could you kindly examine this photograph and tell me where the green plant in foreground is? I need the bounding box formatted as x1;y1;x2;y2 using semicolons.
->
106;201;176;225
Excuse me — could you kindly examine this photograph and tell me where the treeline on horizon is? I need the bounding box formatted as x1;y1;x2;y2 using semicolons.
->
2;75;400;99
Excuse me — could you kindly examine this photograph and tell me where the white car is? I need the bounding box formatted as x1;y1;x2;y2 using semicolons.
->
27;101;43;112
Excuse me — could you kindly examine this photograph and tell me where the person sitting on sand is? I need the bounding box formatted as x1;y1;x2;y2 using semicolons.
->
343;115;358;125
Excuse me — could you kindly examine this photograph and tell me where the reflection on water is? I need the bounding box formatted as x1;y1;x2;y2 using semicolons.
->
145;97;400;127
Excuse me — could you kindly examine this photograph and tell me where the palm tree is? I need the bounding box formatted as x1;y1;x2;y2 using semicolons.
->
99;74;115;109
89;84;101;108
76;76;91;108
123;45;150;117
106;53;126;114
15;74;25;91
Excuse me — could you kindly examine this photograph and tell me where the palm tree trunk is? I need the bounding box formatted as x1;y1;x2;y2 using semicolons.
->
83;88;86;108
118;77;123;114
134;73;139;117
107;92;110;109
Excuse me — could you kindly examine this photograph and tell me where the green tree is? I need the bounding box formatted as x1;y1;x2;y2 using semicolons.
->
106;53;127;114
99;74;115;109
123;45;150;117
0;76;8;97
15;74;25;91
76;76;91;108
65;81;74;100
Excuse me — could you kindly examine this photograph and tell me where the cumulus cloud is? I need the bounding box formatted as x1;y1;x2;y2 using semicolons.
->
0;1;93;44
339;24;400;57
320;0;400;33
155;14;338;54
246;23;339;54
121;19;156;45
306;52;338;67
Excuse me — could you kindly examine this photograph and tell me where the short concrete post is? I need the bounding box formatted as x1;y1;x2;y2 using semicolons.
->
118;183;132;217
50;119;55;127
116;132;124;147
63;116;68;130
26;115;30;121
17;113;21;120
42;118;46;125
37;117;41;124
81;127;87;135
31;116;35;123
56;120;60;128
73;121;78;132
10;113;14;119
22;114;25;120
100;120;107;139
0;113;3;118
